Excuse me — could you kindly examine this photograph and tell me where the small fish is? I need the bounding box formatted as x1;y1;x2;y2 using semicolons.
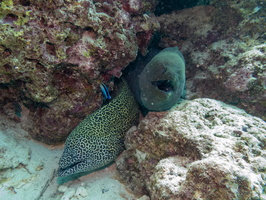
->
100;83;111;100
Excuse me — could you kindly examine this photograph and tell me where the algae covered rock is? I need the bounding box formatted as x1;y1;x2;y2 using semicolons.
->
0;0;159;144
116;98;266;199
157;1;266;120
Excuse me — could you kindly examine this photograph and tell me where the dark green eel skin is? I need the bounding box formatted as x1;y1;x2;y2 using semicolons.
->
124;47;186;112
58;47;185;178
58;79;139;177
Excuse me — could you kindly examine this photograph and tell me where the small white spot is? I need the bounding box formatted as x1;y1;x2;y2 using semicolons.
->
76;186;88;197
58;185;68;193
61;187;76;200
253;6;260;13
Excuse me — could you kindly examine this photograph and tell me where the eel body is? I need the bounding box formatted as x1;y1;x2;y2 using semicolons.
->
58;79;139;177
58;46;185;178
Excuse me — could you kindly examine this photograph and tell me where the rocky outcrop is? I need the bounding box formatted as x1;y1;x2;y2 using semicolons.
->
157;0;266;120
0;0;159;144
117;98;266;199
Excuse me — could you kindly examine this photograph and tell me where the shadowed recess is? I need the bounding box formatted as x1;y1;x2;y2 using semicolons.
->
155;0;210;16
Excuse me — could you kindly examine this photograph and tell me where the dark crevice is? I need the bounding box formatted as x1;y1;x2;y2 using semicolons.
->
155;0;210;16
3;13;18;25
19;0;31;6
46;42;56;56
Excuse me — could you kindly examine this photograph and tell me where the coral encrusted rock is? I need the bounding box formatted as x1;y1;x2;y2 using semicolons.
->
116;98;266;200
0;0;159;144
157;0;266;120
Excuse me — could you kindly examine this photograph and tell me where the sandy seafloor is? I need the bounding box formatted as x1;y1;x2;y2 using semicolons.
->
0;115;137;200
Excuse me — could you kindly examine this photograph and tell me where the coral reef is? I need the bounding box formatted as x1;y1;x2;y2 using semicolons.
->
157;0;266;120
0;0;159;144
116;98;266;199
0;0;265;199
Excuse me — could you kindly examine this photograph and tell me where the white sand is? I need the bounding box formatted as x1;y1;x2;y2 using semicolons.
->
0;116;137;200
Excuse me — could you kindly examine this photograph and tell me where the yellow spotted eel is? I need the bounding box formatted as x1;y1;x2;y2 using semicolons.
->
58;79;139;177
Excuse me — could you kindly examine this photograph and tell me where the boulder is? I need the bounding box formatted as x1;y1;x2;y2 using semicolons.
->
117;98;266;199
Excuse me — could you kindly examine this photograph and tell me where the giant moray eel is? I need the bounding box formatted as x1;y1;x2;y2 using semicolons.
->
58;47;185;178
124;46;186;112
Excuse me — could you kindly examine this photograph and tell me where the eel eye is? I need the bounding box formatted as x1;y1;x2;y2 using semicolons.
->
151;80;174;92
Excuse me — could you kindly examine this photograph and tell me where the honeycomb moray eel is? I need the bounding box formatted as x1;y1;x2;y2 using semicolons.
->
58;47;185;178
58;79;139;177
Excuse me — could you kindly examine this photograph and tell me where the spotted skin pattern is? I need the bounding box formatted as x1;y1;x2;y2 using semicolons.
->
58;79;139;177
